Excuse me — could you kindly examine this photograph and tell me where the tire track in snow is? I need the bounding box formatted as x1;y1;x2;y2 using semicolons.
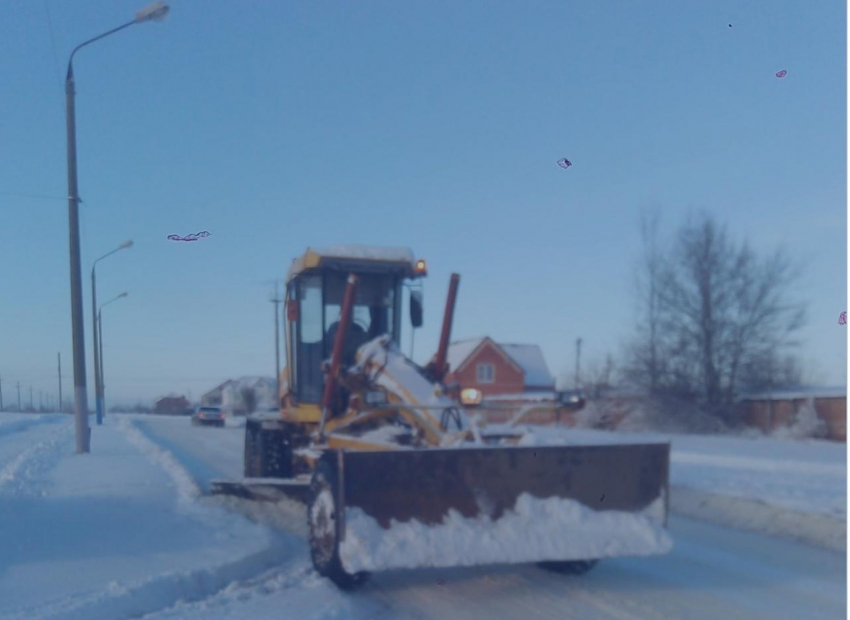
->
127;416;310;537
0;417;73;495
2;543;297;620
118;418;203;505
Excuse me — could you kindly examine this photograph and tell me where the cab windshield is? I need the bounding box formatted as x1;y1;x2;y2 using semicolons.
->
292;271;402;403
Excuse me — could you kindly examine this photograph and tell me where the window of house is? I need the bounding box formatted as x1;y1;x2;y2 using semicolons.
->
477;363;495;383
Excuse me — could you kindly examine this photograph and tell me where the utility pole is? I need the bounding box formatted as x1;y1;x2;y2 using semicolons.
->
271;282;283;406
29;386;33;410
39;391;43;411
0;374;3;411
67;55;90;450
17;382;21;411
574;337;583;389
58;353;63;413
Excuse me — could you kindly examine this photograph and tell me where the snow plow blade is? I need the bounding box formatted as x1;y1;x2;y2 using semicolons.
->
327;443;672;574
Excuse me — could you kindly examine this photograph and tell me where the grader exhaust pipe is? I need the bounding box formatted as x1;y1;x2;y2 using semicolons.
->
428;273;460;383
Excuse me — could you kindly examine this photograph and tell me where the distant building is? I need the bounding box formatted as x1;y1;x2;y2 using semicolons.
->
201;377;276;415
736;386;846;441
155;395;191;416
441;337;556;397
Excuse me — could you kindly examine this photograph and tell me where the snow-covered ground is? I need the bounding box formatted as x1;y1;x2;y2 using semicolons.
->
0;413;844;620
516;425;846;550
0;414;288;620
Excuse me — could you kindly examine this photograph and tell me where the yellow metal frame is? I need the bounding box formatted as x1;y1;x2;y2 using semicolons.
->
282;402;323;425
326;435;401;452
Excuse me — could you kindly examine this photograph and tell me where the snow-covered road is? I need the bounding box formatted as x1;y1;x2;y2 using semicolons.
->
131;414;846;620
0;413;844;620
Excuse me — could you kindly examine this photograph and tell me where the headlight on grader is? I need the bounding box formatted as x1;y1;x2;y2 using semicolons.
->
460;388;483;406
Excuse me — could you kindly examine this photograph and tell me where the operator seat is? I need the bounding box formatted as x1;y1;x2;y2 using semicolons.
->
325;320;369;367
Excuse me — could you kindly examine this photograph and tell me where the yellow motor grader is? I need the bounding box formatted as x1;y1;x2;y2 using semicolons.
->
212;245;671;588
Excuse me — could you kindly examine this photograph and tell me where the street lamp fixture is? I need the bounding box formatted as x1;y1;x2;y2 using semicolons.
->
66;3;169;454
136;2;170;23
92;240;133;427
98;292;129;421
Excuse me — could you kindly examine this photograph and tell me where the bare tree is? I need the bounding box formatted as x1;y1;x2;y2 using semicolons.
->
628;212;805;417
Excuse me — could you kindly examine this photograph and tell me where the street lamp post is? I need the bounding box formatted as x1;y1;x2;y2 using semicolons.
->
92;240;133;426
65;1;169;454
98;292;128;420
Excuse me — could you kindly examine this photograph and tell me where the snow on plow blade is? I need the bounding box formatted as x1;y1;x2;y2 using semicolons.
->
333;443;672;574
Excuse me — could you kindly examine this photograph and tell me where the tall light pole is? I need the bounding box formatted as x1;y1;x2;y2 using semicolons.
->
65;2;169;453
92;240;133;426
99;292;128;419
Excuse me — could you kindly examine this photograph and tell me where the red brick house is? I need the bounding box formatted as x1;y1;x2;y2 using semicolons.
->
442;337;556;397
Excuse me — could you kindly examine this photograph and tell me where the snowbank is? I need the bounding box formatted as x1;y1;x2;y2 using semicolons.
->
119;417;202;504
0;416;286;620
513;425;846;550
339;493;672;573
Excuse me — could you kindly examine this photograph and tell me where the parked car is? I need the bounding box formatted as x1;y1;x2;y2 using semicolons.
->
191;406;225;427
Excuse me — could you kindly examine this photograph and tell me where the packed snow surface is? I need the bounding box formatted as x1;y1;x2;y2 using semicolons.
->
310;244;415;262
287;245;415;280
340;493;672;573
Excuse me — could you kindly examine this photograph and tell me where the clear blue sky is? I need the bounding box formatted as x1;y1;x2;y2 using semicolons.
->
0;0;845;406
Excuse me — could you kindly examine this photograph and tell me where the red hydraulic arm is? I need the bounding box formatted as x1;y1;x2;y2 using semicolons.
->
318;274;359;437
431;273;460;382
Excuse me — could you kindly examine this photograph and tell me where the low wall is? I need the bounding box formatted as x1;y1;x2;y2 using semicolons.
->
738;397;846;442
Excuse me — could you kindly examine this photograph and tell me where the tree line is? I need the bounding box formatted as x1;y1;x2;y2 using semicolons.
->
582;211;806;421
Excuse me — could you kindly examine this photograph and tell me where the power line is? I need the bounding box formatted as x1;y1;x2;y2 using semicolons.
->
0;191;66;202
